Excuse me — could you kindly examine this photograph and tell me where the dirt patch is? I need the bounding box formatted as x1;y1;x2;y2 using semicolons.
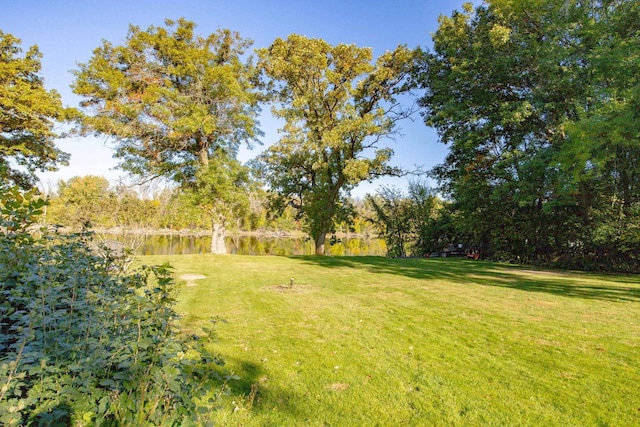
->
179;274;206;287
264;284;316;294
326;383;350;392
264;278;317;293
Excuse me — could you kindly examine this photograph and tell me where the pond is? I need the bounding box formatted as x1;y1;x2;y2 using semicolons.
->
102;233;387;257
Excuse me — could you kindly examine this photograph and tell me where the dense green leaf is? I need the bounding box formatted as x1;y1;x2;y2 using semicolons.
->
416;0;639;271
0;31;74;189
255;35;420;254
0;186;231;424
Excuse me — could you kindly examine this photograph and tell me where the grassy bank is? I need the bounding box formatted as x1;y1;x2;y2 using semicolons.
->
138;254;640;426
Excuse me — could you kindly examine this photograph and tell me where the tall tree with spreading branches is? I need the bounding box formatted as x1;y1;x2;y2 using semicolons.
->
255;34;419;254
72;18;261;252
417;0;640;270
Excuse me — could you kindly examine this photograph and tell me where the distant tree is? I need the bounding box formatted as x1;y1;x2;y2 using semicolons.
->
346;197;376;236
367;187;415;258
109;184;159;229
47;175;111;228
0;31;71;189
407;181;443;255
72;18;261;253
242;188;269;231
182;152;252;252
368;182;440;257
255;34;419;254
156;189;209;231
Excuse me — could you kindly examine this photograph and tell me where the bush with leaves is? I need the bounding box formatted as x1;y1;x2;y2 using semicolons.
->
367;182;443;258
367;187;415;258
0;186;233;426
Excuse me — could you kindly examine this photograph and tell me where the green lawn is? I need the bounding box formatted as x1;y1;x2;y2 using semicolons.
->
139;254;640;426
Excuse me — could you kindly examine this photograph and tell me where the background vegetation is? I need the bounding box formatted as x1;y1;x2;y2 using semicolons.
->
4;0;638;268
41;175;377;237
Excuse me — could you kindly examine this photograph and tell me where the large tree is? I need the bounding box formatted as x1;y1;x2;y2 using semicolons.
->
418;0;639;270
72;18;260;252
255;34;419;254
0;31;70;189
560;0;640;268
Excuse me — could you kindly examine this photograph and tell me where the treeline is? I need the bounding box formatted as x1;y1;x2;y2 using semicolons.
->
414;1;640;272
371;0;640;273
43;175;376;235
2;0;638;268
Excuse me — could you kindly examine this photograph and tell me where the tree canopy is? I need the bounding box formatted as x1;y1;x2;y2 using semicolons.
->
72;18;260;182
2;6;637;268
0;31;71;189
255;34;419;254
417;0;639;270
72;18;262;252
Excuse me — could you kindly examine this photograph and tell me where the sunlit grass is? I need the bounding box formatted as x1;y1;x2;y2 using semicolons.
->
138;254;640;426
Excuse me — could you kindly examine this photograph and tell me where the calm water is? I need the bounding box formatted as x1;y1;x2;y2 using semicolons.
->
124;234;387;256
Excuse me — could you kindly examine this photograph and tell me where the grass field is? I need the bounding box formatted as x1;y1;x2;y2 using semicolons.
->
138;254;640;426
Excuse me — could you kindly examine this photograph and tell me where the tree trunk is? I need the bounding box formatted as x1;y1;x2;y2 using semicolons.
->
315;232;326;255
210;220;227;254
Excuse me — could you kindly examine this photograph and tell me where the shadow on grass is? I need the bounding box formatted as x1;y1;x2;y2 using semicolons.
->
224;357;306;420
293;256;640;302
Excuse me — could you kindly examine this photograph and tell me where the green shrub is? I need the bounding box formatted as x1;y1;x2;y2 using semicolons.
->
0;187;231;426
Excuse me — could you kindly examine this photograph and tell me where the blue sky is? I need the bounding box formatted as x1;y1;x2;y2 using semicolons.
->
2;0;475;197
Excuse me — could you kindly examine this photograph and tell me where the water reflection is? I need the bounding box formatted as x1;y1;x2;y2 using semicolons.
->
129;234;386;256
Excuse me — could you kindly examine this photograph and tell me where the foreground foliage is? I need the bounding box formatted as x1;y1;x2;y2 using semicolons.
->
0;187;229;426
